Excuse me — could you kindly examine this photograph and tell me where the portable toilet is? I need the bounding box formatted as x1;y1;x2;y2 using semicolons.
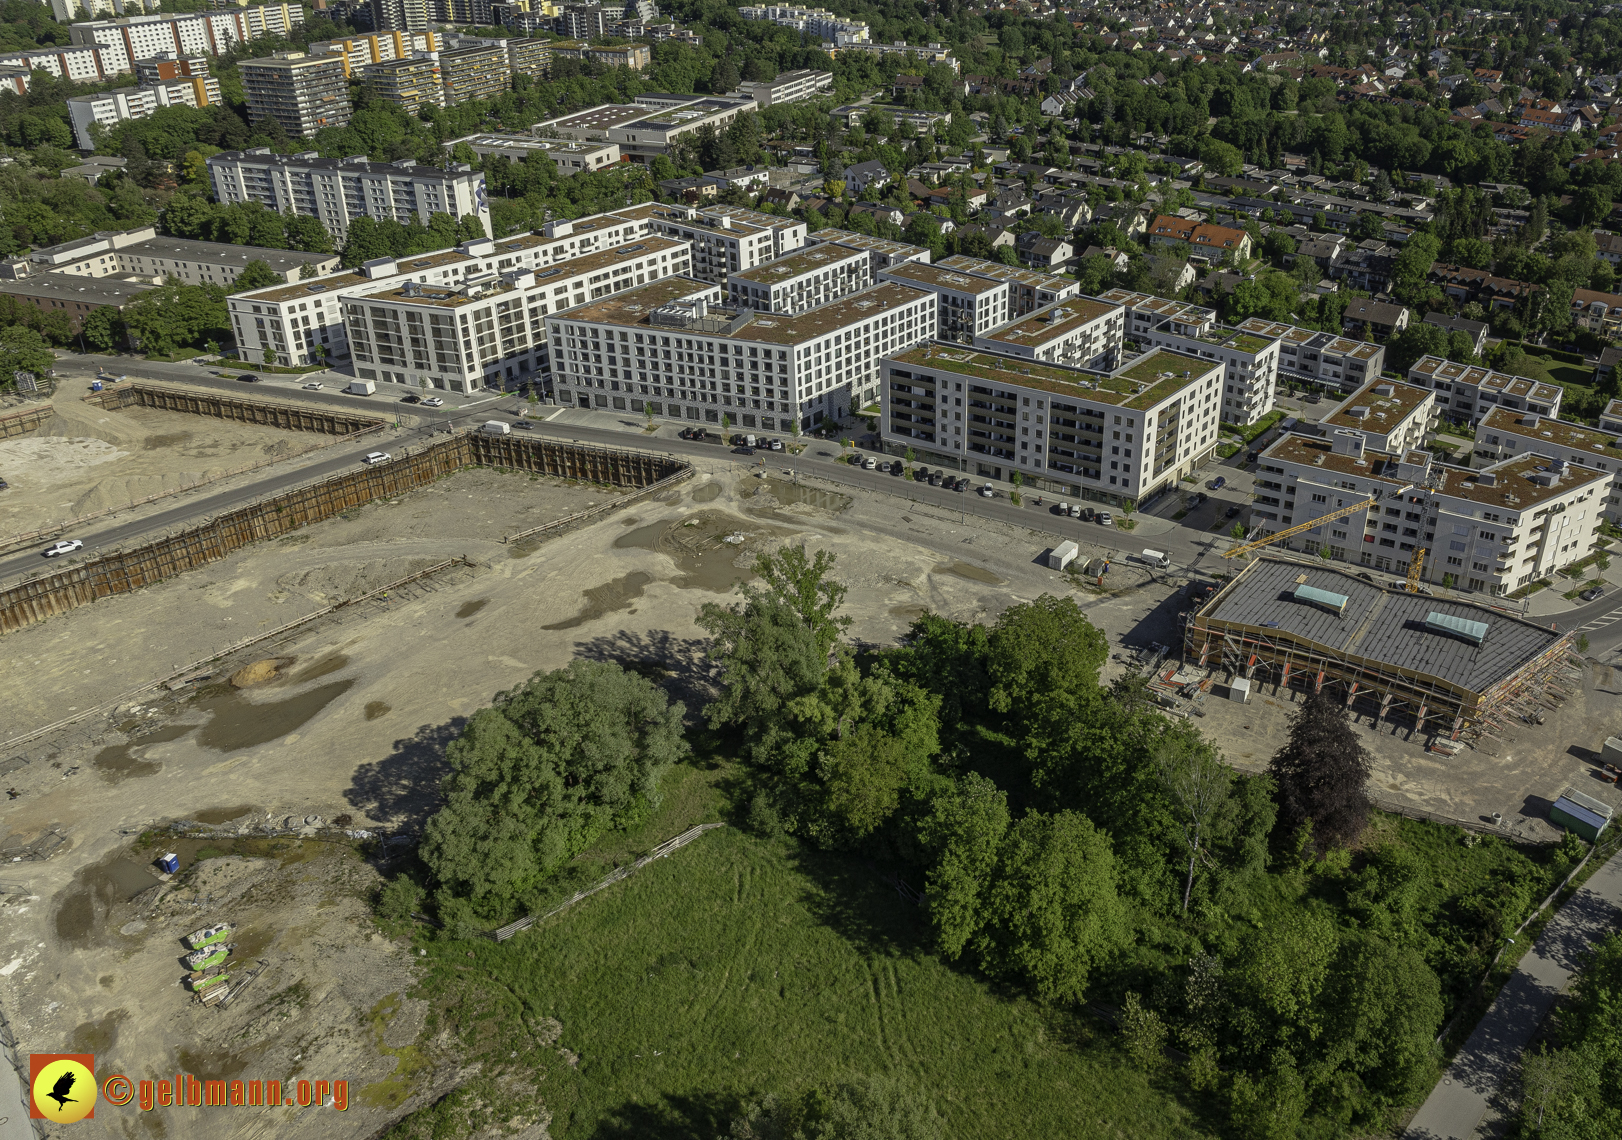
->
1550;787;1613;843
158;852;180;874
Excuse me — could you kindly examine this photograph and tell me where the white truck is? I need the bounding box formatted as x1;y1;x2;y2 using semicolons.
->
347;379;376;395
1046;540;1079;571
481;420;511;436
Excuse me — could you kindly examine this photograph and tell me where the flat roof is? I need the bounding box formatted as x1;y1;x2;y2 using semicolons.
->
1235;316;1384;360
1098;287;1216;324
810;229;926;257
536;102;651;132
936;254;1073;292
611;201;774;238
1259;433;1412;486
209;151;476;182
0;274;153;306
980;297;1122;346
880;261;1007;296
1410;356;1562;404
888;344;1216;410
1480;406;1622;463
1201;557;1562;695
730;243;864;285
1323;379;1432;432
1433;450;1610;510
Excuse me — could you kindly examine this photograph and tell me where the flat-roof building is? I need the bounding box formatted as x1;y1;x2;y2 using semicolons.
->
613;202;807;284
362;55;444;112
1104;291;1279;425
935;254;1078;315
67;78;219;151
807;229;931;274
972;296;1125;371
240;52;351;137
439;44;510;107
1235;316;1386;396
16;226;335;289
1473;407;1622;523
1318;379;1437;454
442;134;620;173
1406;355;1564;425
877;262;1011;341
728;244;870;315
733;68;834;105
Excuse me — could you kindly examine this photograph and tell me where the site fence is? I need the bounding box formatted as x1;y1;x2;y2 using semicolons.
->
86;382;385;436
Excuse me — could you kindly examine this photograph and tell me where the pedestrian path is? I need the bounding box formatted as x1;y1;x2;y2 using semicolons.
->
1404;850;1622;1139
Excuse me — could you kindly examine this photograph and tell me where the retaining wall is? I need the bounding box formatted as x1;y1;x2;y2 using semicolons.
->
0;405;53;440
88;383;384;436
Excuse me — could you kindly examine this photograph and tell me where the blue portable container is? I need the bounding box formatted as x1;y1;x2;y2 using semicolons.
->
159;852;179;874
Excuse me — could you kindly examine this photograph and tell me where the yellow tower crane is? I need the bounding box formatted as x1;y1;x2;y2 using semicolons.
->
1404;547;1427;592
1222;496;1378;560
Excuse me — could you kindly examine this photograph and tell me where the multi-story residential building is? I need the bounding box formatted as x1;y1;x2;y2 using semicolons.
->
1572;288;1622;337
727;244;870;315
132;53;215;88
68;6;304;74
0;44;120;84
554;3;606;38
733;68;834;105
1405;355;1564;425
438;45;510;106
1235;317;1385;396
1317;379;1437;454
372;0;431;33
504;36;552;81
877;262;1011;341
208;150;490;243
309;31;440;77
878;344;1224;503
443;134;620;173
1472;407;1622;521
240;53;352;137
808;230;931;275
1146;214;1253;260
933;255;1077;315
548;276;936;429
363;56;444;112
973;296;1125;371
617;203;806;284
738;5;870;44
67;78;219;150
547;41;651;71
7;225;335;287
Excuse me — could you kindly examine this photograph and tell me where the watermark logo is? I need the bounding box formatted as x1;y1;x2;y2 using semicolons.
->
30;1054;96;1124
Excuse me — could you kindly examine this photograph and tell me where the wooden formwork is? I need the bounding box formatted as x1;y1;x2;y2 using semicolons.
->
0;405;53;440
88;383;384;436
0;434;686;635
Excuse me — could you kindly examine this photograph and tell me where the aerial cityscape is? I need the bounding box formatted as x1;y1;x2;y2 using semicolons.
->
1;0;1621;1137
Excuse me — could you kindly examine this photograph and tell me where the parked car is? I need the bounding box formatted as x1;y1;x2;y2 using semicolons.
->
301;381;323;390
1581;586;1606;601
1068;503;1081;517
733;445;754;455
979;483;996;498
1196;492;1208;504
401;394;421;404
423;396;444;408
1306;393;1322;404
1225;505;1241;518
769;438;784;451
362;451;391;465
1097;511;1114;526
929;472;943;486
43;539;83;556
915;466;930;481
863;456;876;469
889;462;903;476
951;477;967;492
1208;476;1226;491
1247;450;1259;463
1082;507;1095;522
237;373;260;384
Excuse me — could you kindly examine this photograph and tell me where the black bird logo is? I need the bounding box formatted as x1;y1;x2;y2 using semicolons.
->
47;1070;78;1110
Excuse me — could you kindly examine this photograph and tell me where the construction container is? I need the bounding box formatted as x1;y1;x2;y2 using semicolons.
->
158;853;179;874
1227;678;1251;703
1550;788;1613;843
1047;541;1078;571
1602;737;1622;767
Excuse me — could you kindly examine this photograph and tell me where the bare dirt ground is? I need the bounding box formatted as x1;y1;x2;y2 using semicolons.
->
0;386;386;540
1;458;1615;1139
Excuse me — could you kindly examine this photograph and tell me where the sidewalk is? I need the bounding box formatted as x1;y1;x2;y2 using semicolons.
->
1403;849;1622;1140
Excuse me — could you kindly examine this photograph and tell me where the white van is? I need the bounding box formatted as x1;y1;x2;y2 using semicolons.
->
744;433;756;448
481;420;511;436
1140;549;1170;569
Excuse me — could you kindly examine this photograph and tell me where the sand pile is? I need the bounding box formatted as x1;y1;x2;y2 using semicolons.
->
276;557;442;603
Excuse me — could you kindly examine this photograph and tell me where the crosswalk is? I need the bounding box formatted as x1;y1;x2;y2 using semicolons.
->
1580;604;1622;631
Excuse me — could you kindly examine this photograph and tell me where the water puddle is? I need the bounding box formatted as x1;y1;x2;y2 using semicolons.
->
620;515;642;525
92;724;196;784
290;654;349;683
613;513;763;593
691;483;722;503
933;560;1005;585
365;701;392;721
889;604;928;621
68;1010;127;1055
56;853;163;948
193;805;256;825
195;680;356;752
144;433;191;451
455;599;488;619
176;1044;264;1084
542;572;653;630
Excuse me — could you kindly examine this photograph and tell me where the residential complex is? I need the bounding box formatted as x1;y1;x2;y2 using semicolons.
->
972;296;1125;371
726;244;870;315
933;255;1078;315
66;6;305;76
738;5;870;45
1317;379;1438;454
68;77;219;151
438;44;511;107
309;31;441;77
1235;317;1386;396
1406;355;1564;424
208;151;490;243
878;344;1224;504
240;52;352;138
1473;407;1622;522
616;203;807;284
877;263;1011;341
1104;289;1279;425
808;230;931;275
362;56;444;113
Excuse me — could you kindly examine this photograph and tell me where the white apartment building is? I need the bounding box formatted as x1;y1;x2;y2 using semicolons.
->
973;296;1125;371
67;6;304;75
0;44;120;83
879;344;1224;504
68;77;220;150
208;150;490;243
1473;407;1622;522
809;230;931;275
877;262;1011;341
727;244;870;315
20;226;333;286
442;134;620;173
733;68;835;105
613;203;806;284
1235;317;1385;396
1406;355;1564;425
549;276;937;430
738;6;870;44
935;255;1077;316
1317;379;1436;454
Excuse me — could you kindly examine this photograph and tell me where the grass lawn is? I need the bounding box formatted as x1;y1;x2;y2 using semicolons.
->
400;764;1203;1140
1220;409;1284;444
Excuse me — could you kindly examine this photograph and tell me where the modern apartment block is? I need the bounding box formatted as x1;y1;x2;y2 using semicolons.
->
933;255;1078;315
240;52;352;137
309;31;440;77
67;78;218;150
1473;407;1622;522
546;41;651;71
8;225;335;288
727;244;870;315
67;6;305;75
733;68;834;105
808;230;931;275
1405;355;1564;425
878;344;1224;504
132;53;217;89
738;5;871;45
0;44;118;84
363;56;444;112
438;44;511;106
1317;379;1437;454
876;262;1011;341
973;296;1125;371
504;36;553;80
611;203;806;284
1234;317;1385;396
547;276;936;429
208;150;490;243
372;0;431;33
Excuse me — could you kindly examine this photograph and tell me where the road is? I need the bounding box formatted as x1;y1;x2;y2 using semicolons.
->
1404;848;1622;1140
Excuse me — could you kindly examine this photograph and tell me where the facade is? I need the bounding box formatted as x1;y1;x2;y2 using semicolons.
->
548;275;935;429
1146;214;1253;260
879;344;1224;504
372;0;431;32
1473;407;1622;523
1317;379;1437;454
808;229;931;275
0;275;154;331
68;78;218;151
132;53;215;87
1234;317;1386;395
67;6;305;75
1406;355;1564;425
547;41;651;71
16;226;336;287
733;68;834;105
973;296;1124;370
738;5;870;44
438;45;511;107
727;244;870;315
240;53;352;137
617;203;806;284
309;31;440;77
208;150;490;243
0;45;119;85
877;262;1011;341
444;134;620;172
363;56;444;112
505;37;553;81
933;255;1077;316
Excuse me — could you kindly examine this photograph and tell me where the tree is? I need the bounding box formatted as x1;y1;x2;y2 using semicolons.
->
1268;690;1373;853
726;1075;943;1140
1389;232;1442;305
1155;736;1234;914
698;592;828;745
79;307;125;352
263;346;277;366
1386;320;1448;371
0;325;55;382
1119;992;1168;1072
233;259;282;294
419;661;689;916
749;544;851;654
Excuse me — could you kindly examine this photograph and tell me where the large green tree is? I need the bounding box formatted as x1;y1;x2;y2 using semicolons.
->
1268;690;1373;852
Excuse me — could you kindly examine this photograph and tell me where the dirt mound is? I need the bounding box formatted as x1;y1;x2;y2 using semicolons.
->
276;557;441;602
230;657;295;688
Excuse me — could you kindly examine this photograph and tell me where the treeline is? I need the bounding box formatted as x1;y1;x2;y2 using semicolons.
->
1516;932;1622;1138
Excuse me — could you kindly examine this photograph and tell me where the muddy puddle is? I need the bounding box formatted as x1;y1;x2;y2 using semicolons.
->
933;560;1005;585
455;599;488;619
289;654;349;683
543;571;653;630
193;805;256;825
56;852;164;948
177;1043;266;1084
92;723;197;784
744;477;851;519
364;701;391;721
150;835;319;870
691;482;722;503
889;604;928;621
614;512;767;593
68;1010;128;1055
194;680;356;752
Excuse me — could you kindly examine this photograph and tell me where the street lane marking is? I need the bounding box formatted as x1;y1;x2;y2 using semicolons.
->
1580;605;1622;631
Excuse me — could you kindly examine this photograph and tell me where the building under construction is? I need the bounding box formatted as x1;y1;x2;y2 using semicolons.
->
1186;557;1576;739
